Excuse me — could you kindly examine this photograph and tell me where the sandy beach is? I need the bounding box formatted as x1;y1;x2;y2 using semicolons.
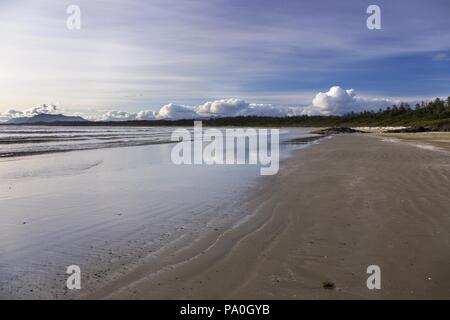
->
2;130;449;299
379;132;450;152
2;0;450;305
0;127;311;299
89;133;450;300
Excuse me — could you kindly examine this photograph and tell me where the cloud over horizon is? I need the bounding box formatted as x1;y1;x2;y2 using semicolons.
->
0;104;60;122
0;86;405;122
1;1;449;111
302;86;395;116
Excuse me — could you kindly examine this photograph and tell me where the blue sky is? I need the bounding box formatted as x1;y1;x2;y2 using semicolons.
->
0;0;449;117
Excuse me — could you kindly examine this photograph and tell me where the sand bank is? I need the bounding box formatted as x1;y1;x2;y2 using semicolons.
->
89;134;450;299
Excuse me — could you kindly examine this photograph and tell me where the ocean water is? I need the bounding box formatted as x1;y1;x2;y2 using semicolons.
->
0;126;178;157
0;126;316;299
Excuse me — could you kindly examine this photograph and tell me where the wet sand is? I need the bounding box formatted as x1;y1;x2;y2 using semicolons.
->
91;134;450;299
379;132;450;153
0;128;312;299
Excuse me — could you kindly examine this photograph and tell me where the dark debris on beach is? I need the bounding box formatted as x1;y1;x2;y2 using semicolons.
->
311;127;367;135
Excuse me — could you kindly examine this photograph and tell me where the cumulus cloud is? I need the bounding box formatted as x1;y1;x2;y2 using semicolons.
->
155;103;198;120
302;86;394;116
136;110;156;120
94;99;287;121
0;109;23;120
1;88;398;122
23;104;59;116
98;111;140;121
95;103;199;121
0;104;60;122
196;99;249;116
195;98;297;117
95;110;156;121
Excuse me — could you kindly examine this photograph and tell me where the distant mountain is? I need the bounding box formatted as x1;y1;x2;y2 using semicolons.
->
7;113;89;124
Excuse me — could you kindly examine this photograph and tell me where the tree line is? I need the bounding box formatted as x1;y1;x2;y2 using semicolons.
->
5;96;450;128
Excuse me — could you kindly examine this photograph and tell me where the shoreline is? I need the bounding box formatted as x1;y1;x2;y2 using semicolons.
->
0;128;316;299
86;133;450;299
79;134;326;300
377;132;450;153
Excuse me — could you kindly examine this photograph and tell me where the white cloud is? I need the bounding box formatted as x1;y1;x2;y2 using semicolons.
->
0;88;400;122
196;99;249;116
1;1;449;111
155;103;198;120
196;98;293;117
0;104;60;121
0;109;23;119
92;99;289;121
94;109;157;121
136;110;156;121
302;86;395;116
22;104;59;116
96;103;198;121
97;110;140;121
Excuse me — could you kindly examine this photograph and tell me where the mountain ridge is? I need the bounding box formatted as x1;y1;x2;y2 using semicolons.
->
7;113;88;124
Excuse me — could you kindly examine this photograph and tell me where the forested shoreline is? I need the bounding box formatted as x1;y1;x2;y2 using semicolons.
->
2;97;450;128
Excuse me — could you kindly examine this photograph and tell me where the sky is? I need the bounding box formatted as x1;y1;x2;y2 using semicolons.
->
1;0;450;120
